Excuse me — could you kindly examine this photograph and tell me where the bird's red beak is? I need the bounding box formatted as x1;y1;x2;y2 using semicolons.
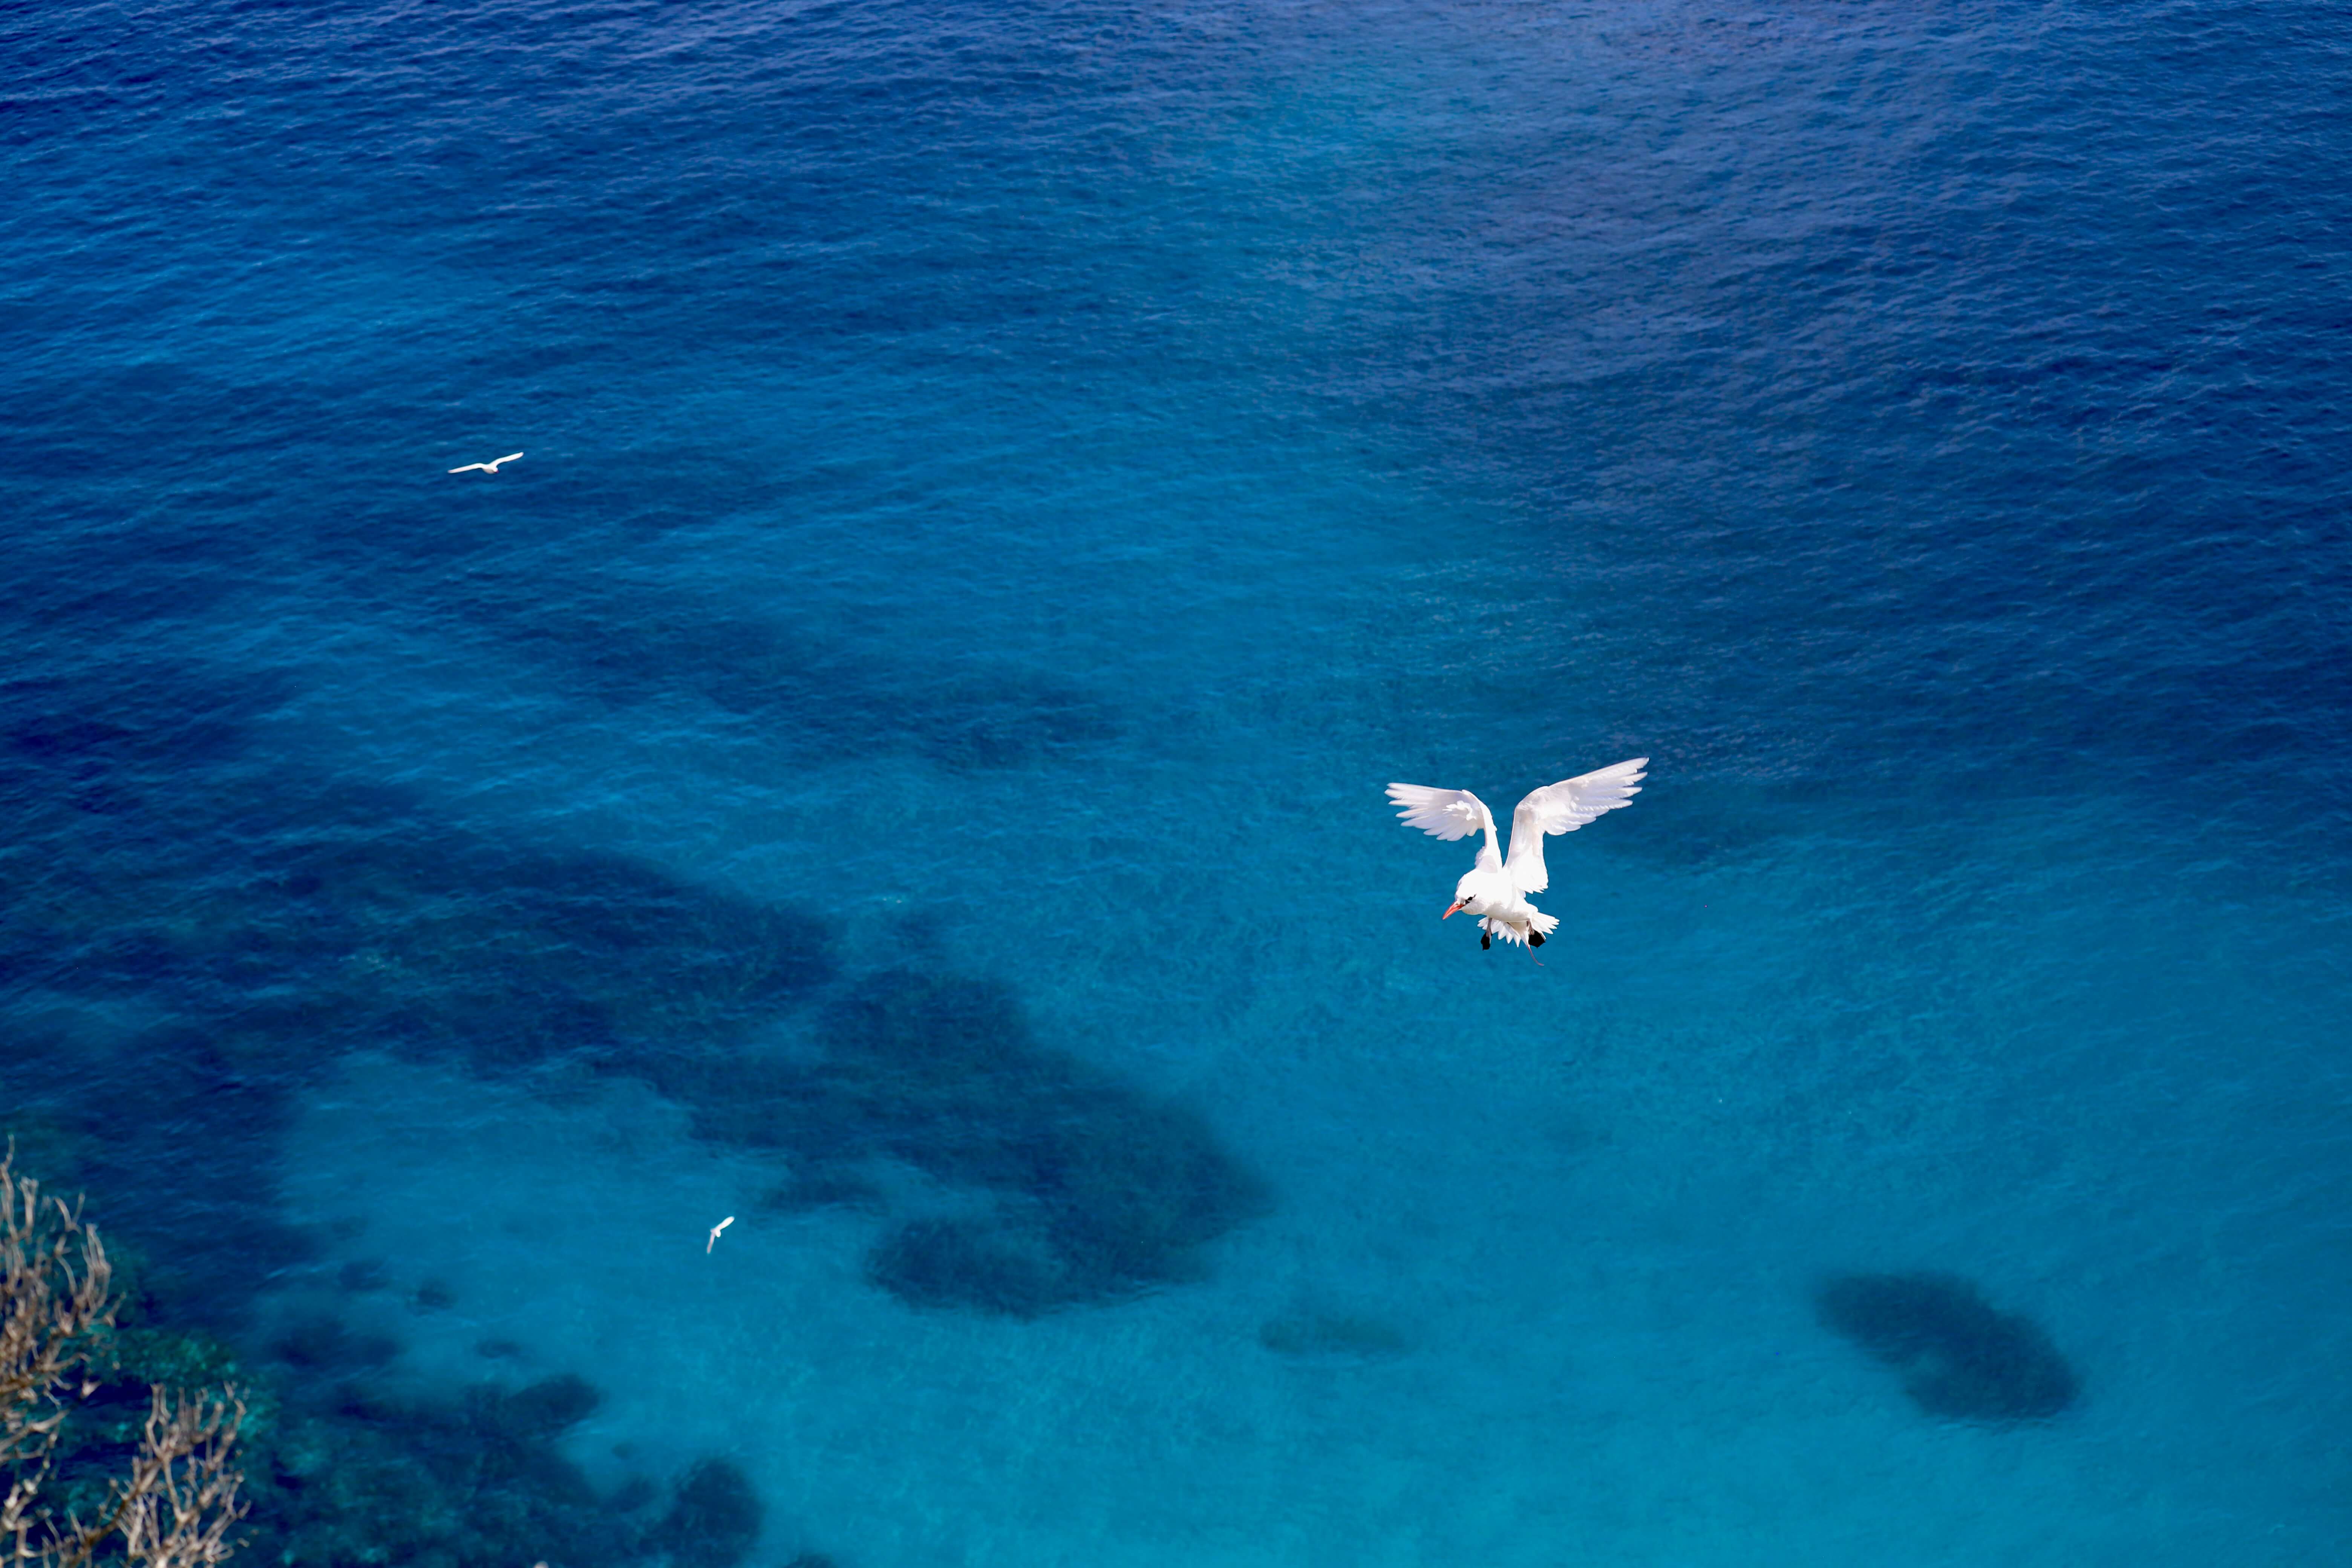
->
1442;901;1465;919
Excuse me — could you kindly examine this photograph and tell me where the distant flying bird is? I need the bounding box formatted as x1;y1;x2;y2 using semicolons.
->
448;451;524;474
1387;758;1648;950
707;1216;734;1254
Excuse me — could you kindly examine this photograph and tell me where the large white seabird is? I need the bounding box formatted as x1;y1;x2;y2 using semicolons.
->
1386;758;1648;950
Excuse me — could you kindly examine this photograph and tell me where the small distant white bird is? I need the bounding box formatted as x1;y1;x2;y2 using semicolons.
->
1387;758;1648;950
707;1216;734;1254
448;451;524;475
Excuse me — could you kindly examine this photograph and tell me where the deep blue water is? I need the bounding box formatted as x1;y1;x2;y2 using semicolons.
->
5;1;2349;1563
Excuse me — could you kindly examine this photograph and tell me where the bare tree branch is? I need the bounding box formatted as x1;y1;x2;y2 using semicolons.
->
0;1151;247;1568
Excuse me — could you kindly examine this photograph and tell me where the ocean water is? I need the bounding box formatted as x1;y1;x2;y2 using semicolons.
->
4;0;2348;1563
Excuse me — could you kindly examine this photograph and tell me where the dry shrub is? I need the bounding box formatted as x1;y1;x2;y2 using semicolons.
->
1;1152;247;1568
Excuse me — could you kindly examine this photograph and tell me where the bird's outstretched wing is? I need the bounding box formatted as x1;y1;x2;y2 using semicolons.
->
494;452;524;466
1386;784;1502;871
1505;757;1648;894
448;462;489;474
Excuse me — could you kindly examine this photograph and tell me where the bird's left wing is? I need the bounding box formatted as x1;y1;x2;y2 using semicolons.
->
1505;757;1648;894
1386;784;1501;870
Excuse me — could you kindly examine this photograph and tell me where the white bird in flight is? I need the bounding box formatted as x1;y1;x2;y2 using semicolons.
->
707;1216;734;1254
1387;758;1648;950
448;451;524;475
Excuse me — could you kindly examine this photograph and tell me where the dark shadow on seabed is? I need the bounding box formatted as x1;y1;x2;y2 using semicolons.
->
1815;1271;2078;1424
0;657;1267;1566
428;564;1124;773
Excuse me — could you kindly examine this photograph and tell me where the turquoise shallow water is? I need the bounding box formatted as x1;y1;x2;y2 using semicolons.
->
4;1;2349;1563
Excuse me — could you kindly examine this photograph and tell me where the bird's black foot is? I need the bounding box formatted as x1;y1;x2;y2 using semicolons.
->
1528;930;1545;948
1481;932;1492;950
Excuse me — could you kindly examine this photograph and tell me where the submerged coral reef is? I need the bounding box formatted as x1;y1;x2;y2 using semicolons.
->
1;659;1261;1560
707;969;1272;1316
448;572;1121;773
24;1235;769;1568
829;970;1269;1309
1815;1271;2079;1423
1256;1309;1413;1361
244;1373;766;1568
3;665;1263;1329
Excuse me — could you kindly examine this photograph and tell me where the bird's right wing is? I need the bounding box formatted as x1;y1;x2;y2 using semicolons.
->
1386;784;1501;870
1505;757;1648;893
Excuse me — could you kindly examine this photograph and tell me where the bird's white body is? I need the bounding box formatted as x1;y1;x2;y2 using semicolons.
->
1387;759;1648;949
1445;864;1557;948
449;451;524;475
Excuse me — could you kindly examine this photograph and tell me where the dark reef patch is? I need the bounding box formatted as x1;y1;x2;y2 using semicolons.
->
2;1018;317;1334
0;655;1260;1568
0;688;836;1090
335;1258;390;1293
772;970;1269;1314
867;1216;1078;1320
0;657;839;1338
240;814;837;1073
655;969;1268;1314
1815;1272;2079;1423
473;1371;602;1443
1;781;834;1328
2;663;1257;1337
271;1315;401;1374
247;1371;622;1568
762;1165;887;1215
448;573;1118;772
1257;1309;1413;1361
658;1457;764;1568
39;1327;737;1568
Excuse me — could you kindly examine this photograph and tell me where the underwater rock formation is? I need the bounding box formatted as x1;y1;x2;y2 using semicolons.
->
1257;1309;1413;1361
2;661;1255;1334
0;662;835;1084
866;1216;1076;1320
812;970;1269;1315
27;1204;756;1568
271;1315;400;1373
452;573;1119;773
0;661;1261;1568
243;820;837;1071
472;1371;602;1442
1815;1271;2079;1422
233;1368;762;1568
658;1457;763;1568
664;967;1271;1316
0;663;835;1329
